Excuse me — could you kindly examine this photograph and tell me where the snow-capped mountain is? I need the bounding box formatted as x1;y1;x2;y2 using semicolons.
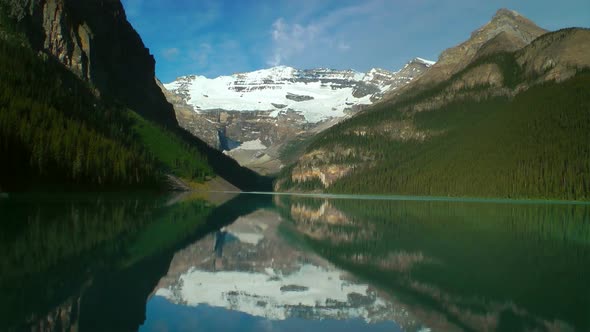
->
165;59;434;123
161;58;434;174
166;67;370;124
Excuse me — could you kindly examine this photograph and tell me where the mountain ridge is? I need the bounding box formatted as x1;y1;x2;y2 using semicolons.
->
383;8;548;102
165;60;436;121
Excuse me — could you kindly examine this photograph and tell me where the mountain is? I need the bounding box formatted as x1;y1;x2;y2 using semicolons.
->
0;0;270;191
162;58;434;174
275;9;590;200
385;8;548;101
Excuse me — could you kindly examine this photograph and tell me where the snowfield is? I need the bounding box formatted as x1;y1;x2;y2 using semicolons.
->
155;264;388;321
164;61;435;124
164;66;374;123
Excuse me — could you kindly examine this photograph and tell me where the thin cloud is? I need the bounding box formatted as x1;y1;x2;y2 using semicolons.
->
268;18;319;66
162;48;180;60
266;0;383;66
190;43;212;67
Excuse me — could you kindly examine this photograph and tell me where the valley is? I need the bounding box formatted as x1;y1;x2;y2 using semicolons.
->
162;60;433;174
2;1;587;201
1;2;590;332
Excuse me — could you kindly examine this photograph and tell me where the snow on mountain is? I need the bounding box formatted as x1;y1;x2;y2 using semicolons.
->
165;68;373;123
151;208;421;327
164;60;434;124
155;264;385;321
232;138;267;151
415;57;436;66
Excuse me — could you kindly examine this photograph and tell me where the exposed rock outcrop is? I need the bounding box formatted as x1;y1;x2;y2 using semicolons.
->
6;0;178;126
291;165;353;188
516;28;590;83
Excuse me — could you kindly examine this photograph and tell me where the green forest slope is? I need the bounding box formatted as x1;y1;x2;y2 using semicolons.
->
277;46;590;200
332;73;590;199
0;36;212;190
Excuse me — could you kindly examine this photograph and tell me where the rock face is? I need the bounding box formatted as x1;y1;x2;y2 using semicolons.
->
516;28;590;83
162;59;434;174
287;148;364;187
6;0;177;126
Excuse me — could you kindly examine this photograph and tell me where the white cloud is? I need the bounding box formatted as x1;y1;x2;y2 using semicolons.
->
268;18;319;66
162;47;180;60
266;0;385;66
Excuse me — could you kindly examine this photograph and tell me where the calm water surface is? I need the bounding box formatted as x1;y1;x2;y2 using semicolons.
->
1;192;589;331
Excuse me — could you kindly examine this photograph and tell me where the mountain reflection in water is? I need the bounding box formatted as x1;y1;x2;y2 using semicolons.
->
1;193;589;332
146;208;417;331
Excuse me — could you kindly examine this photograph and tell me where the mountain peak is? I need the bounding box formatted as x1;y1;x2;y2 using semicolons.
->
444;8;547;64
382;9;547;101
474;8;545;41
493;8;521;19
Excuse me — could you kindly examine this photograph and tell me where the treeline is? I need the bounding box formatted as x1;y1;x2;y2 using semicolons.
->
0;35;212;190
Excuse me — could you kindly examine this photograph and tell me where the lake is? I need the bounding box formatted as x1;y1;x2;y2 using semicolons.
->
1;192;589;331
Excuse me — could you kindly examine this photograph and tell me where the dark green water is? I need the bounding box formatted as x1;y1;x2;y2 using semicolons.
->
1;193;588;332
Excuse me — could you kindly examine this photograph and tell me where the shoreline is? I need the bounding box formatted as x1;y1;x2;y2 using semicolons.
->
237;191;590;205
2;189;588;205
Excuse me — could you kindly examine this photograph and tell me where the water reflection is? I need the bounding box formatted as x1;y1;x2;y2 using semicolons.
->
0;192;249;331
146;208;421;331
2;193;589;331
278;196;590;332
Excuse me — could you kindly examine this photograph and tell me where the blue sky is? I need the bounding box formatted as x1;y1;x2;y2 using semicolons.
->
121;0;590;82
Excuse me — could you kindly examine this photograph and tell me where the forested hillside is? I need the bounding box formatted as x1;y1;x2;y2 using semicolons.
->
0;35;213;190
329;73;590;199
277;31;590;200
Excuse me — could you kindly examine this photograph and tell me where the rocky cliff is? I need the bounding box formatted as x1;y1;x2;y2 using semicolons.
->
5;0;177;126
